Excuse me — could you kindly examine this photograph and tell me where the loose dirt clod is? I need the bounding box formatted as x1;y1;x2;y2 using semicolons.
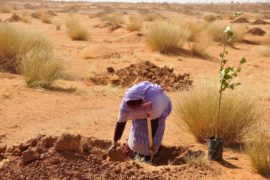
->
22;148;37;164
247;27;266;36
89;61;192;92
54;134;81;153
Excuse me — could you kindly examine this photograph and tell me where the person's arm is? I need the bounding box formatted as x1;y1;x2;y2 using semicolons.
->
113;121;126;142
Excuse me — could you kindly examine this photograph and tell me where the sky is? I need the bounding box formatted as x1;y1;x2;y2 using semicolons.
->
49;0;270;3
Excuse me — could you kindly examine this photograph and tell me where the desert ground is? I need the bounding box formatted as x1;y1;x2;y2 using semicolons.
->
0;0;270;179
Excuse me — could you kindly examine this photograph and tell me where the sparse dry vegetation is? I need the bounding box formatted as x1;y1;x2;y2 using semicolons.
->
31;10;52;24
203;14;217;22
245;128;270;177
175;84;260;145
183;20;206;42
21;48;62;88
0;4;11;13
144;13;158;21
190;31;211;57
100;13;124;25
146;20;189;53
126;15;143;31
65;17;88;41
184;153;206;166
207;22;245;45
0;23;52;73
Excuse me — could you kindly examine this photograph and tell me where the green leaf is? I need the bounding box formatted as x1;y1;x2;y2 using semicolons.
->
224;74;233;80
240;57;246;64
235;82;241;86
237;67;241;72
219;53;224;58
229;84;235;90
224;66;234;74
224;26;231;33
233;12;243;18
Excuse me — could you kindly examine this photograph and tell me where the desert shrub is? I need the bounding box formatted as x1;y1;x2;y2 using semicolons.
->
183;20;206;42
203;14;217;22
31;10;52;24
144;13;158;21
126;15;143;31
146;20;190;53
21;48;62;88
190;31;211;57
245;131;270;177
21;12;31;23
0;23;52;73
175;84;259;145
207;22;245;45
259;46;270;57
65;17;88;41
100;13;124;25
206;22;225;42
0;4;11;13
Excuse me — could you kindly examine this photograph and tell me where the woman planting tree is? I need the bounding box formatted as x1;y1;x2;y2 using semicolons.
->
108;81;172;162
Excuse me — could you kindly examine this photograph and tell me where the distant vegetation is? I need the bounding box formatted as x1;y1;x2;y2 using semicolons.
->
66;17;88;41
0;24;62;88
126;15;143;31
146;20;189;53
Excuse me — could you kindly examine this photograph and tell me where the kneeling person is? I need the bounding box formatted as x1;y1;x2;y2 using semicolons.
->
109;81;172;161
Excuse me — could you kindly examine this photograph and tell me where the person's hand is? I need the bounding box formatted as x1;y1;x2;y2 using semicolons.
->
108;141;117;155
142;102;152;112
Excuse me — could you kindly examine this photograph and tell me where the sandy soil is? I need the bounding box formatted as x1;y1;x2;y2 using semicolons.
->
0;1;270;179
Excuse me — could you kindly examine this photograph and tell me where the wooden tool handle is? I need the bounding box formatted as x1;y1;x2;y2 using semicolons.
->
147;112;154;161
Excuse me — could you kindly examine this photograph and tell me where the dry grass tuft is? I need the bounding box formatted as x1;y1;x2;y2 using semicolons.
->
31;10;52;24
259;46;270;57
207;22;245;45
126;15;143;31
184;20;206;42
100;13;124;25
175;83;260;146
0;4;11;13
0;23;52;73
184;153;206;166
245;128;270;177
203;14;217;22
144;13;158;21
190;31;211;57
65;17;88;41
146;20;190;53
21;48;62;88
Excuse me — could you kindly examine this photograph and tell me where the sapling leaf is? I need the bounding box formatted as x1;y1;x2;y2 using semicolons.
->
219;53;224;58
234;12;243;18
224;74;233;80
229;84;235;90
235;82;241;86
240;57;246;64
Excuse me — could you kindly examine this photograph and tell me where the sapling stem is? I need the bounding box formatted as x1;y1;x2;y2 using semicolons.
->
215;12;244;139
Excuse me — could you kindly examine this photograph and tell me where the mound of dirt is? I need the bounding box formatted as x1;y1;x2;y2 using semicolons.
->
89;61;192;92
252;19;269;25
234;17;249;23
247;27;266;36
0;134;218;179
